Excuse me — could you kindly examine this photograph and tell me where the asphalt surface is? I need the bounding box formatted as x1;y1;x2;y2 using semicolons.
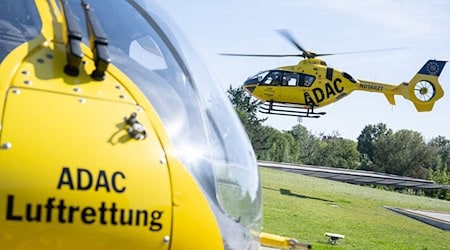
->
384;207;450;231
408;209;450;222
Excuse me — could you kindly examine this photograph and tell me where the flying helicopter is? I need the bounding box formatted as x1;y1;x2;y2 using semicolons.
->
221;30;447;118
0;1;310;249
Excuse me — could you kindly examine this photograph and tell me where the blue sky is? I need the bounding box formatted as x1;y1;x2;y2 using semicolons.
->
156;0;450;141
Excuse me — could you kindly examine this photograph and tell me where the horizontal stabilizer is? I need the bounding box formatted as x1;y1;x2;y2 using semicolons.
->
384;94;396;105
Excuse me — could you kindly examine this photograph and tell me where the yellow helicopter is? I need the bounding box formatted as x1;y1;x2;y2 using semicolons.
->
222;30;447;118
0;0;308;249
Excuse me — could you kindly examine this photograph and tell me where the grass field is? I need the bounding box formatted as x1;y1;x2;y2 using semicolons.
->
260;167;450;249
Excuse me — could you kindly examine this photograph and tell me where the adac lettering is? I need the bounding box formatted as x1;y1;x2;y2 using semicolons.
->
3;167;164;232
57;167;126;193
305;78;344;104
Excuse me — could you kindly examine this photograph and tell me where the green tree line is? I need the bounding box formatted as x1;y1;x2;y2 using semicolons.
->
228;86;449;200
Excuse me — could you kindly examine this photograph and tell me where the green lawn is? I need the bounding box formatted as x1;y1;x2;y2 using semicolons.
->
260;167;450;249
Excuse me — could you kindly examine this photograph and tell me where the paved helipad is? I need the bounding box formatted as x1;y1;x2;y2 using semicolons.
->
384;206;450;230
406;209;450;222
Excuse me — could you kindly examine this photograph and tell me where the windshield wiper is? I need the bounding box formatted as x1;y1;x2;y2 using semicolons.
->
82;0;111;81
59;0;111;80
60;0;83;76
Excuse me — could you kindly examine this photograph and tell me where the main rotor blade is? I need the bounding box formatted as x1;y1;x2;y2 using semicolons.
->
315;47;405;57
219;53;303;57
276;29;310;57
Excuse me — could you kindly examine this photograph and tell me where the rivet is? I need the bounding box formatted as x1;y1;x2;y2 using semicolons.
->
37;58;44;64
2;142;12;150
46;53;53;59
12;89;20;95
21;70;29;75
119;95;125;99
79;98;86;104
73;87;81;93
160;157;166;165
24;80;32;85
163;236;170;243
115;85;122;90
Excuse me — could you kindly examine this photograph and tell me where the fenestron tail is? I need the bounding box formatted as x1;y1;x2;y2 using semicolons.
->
400;60;446;111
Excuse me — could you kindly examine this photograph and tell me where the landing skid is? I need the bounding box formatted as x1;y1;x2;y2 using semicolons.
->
259;101;326;118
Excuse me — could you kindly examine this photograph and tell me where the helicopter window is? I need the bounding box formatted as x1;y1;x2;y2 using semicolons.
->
304;75;315;86
298;73;315;87
0;0;41;63
281;72;299;86
262;71;282;85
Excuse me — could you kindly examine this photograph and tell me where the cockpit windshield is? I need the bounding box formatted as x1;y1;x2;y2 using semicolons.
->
0;0;41;62
248;71;270;82
0;1;262;247
65;0;262;247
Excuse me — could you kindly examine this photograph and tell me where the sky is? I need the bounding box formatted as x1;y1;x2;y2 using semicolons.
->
156;0;450;141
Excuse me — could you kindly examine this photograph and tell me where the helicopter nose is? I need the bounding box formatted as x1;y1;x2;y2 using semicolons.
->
244;85;255;93
243;79;257;93
243;85;256;94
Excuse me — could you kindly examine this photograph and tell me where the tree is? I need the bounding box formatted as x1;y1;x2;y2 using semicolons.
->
258;127;299;163
227;85;268;156
314;135;360;169
429;136;450;171
372;130;434;178
357;123;392;170
288;124;321;164
227;85;265;124
427;136;450;200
